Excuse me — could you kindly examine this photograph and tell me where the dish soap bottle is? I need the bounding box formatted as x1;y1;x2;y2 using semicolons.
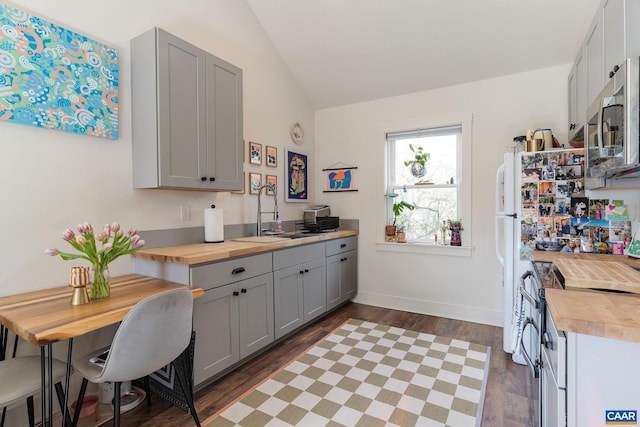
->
274;216;282;233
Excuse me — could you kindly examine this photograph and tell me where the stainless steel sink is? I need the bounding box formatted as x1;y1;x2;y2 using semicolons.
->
285;233;314;239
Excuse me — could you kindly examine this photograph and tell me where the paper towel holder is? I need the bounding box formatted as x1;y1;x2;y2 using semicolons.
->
204;204;225;243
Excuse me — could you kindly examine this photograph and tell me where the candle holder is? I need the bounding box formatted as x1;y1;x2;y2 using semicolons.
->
70;285;90;306
69;266;91;305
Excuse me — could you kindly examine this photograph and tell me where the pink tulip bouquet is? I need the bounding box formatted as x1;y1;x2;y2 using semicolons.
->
45;222;145;298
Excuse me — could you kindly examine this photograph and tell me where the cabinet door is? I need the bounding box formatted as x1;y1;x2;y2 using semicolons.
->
302;259;326;323
205;55;243;191
238;273;274;359
585;12;604;107
602;0;625;78
273;266;304;339
193;283;239;386
342;251;358;301
326;250;358;310
568;50;586;139
157;29;207;188
326;254;342;310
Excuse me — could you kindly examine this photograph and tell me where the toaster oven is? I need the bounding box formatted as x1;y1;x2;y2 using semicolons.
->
303;205;331;225
303;205;339;232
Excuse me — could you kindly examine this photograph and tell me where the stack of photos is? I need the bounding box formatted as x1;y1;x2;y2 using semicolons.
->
520;149;632;254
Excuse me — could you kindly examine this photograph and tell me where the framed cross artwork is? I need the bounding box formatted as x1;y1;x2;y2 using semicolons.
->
285;148;308;202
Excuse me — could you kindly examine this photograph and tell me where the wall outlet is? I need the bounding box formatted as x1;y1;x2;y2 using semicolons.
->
180;205;191;221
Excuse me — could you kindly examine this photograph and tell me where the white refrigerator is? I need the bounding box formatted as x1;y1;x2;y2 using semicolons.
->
495;148;585;363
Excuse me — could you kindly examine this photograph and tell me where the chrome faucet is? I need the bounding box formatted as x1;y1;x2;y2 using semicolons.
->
257;183;278;236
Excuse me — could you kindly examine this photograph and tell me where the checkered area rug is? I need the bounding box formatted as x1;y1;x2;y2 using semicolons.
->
204;319;491;427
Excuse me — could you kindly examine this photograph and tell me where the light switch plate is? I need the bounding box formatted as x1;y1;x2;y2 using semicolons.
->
180;205;191;221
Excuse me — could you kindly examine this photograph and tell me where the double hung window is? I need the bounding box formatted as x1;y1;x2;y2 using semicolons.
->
386;125;462;244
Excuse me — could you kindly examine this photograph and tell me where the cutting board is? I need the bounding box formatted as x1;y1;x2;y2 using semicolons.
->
554;258;640;294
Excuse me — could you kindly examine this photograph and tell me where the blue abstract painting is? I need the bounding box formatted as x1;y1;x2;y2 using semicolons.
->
0;5;119;139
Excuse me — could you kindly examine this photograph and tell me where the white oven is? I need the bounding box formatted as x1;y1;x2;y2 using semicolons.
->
541;305;567;427
518;269;545;426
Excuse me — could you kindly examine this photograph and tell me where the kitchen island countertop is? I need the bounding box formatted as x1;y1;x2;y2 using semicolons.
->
532;250;640;343
131;230;358;265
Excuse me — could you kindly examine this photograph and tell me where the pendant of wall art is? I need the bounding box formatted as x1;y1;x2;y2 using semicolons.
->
0;4;119;139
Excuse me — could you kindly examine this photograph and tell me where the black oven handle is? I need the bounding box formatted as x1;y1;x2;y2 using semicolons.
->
520;317;540;379
519;271;541;310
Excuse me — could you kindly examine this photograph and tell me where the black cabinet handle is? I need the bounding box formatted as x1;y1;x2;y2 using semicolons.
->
340;243;347;248
232;267;246;275
209;177;215;182
232;291;239;296
241;288;247;293
341;257;347;262
610;64;621;79
299;270;304;275
201;177;207;181
304;269;309;273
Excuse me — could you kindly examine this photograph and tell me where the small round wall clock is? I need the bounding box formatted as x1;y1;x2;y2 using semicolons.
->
290;122;304;145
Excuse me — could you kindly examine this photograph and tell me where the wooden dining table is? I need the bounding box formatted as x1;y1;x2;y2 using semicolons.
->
0;274;204;426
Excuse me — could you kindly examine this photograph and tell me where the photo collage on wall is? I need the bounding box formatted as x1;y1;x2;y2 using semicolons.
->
520;149;632;255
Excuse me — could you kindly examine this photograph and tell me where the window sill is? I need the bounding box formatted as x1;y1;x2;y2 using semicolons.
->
375;241;473;257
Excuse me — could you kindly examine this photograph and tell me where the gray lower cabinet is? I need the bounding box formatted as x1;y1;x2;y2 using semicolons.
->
133;236;358;387
188;253;274;386
326;237;358;310
131;27;243;191
193;272;274;386
273;243;326;339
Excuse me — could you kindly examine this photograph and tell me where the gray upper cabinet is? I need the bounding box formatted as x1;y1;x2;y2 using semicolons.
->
602;0;640;80
568;49;586;140
585;12;603;109
131;27;243;191
567;0;640;141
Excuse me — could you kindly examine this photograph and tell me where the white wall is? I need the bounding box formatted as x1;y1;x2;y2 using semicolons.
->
0;2;313;423
313;64;573;326
0;0;314;298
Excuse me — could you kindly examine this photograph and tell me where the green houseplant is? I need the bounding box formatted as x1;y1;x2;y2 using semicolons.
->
404;144;430;178
386;201;414;241
392;201;415;225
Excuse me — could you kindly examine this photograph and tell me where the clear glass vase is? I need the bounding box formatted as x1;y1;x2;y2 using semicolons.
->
91;265;111;299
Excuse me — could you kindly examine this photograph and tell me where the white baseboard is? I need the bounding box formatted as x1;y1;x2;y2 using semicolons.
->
353;291;502;327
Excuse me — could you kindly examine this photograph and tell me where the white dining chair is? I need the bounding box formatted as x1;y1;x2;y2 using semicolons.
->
0;332;70;427
70;287;199;426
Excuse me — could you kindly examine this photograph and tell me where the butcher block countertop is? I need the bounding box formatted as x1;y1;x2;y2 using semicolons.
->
131;230;358;265
532;250;640;343
545;288;640;343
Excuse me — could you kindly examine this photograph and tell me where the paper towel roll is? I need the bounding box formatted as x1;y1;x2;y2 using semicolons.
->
204;208;224;243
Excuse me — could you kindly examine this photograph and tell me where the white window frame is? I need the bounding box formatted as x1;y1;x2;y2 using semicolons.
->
377;113;473;257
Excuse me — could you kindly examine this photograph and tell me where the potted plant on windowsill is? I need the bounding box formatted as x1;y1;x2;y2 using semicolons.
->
386;201;415;241
404;144;430;178
396;225;407;243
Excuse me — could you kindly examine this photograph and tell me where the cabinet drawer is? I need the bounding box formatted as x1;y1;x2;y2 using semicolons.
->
273;242;325;270
191;253;272;290
326;236;357;256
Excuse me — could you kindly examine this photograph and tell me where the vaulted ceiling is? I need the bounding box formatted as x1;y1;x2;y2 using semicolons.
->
246;0;600;109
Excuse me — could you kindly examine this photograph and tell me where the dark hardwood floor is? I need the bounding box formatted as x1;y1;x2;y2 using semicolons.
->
115;302;536;426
